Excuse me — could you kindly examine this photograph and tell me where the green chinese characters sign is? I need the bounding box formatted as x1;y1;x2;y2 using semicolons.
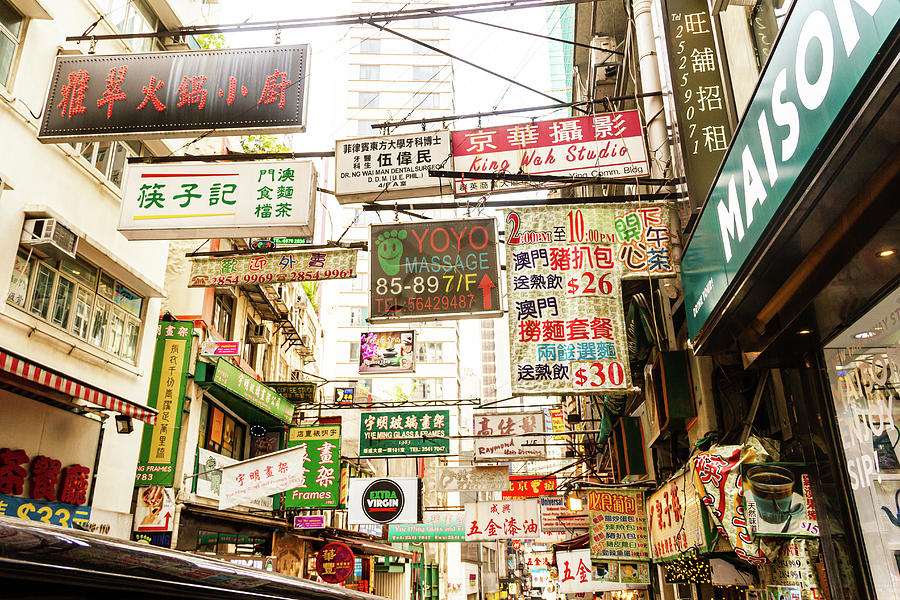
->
283;425;342;509
188;248;358;287
211;358;294;423
682;0;900;341
388;510;466;542
359;410;450;457
135;321;193;486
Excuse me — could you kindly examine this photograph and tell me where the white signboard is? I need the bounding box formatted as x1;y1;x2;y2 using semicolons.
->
430;466;510;493
196;448;274;511
218;446;311;510
530;568;551;588
134;486;175;532
539;495;590;532
347;477;420;525
556;549;594;594
335;130;453;203
118;160;316;240
464;499;541;540
473;412;546;461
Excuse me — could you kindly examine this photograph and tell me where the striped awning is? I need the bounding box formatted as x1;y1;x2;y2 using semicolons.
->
0;350;157;425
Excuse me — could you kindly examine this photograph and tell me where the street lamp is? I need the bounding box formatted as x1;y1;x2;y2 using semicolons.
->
115;414;134;434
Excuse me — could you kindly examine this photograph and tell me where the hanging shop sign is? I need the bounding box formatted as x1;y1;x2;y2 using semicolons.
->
135;320;193;486
681;0;900;341
464;499;541;541
218;445;315;510
501;476;557;499
550;409;566;440
367;218;502;322
388;510;466;542
118;160;316;240
0;494;91;529
133;486;175;532
266;381;317;405
209;358;294;423
741;462;819;538
0;448;93;528
38;45;310;143
282;425;342;509
588;489;649;561
648;468;715;560
530;568;551;588
199;340;241;357
335;130;453;203
359;409;450;457
756;539;822;595
430;466;510;493
359;330;415;374
188;248;358;287
316;542;355;584
452;110;649;196
294;515;326;529
538;495;589;532
473;412;546;461
334;386;356;405
195;448;273;511
556;549;594;594
347;477;421;525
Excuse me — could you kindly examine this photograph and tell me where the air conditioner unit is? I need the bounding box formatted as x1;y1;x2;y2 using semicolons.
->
21;219;78;260
247;324;269;344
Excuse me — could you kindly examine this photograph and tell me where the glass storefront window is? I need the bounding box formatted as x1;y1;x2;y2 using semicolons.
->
825;286;900;599
122;320;140;362
7;251;30;307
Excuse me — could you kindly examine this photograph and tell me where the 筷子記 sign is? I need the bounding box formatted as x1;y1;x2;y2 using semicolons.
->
464;499;541;541
588;489;649;561
335;130;453;203
347;477;420;525
39;45;309;143
452;111;648;196
282;426;342;509
189;248;358;288
118;160;316;240
388;510;466;542
474;412;546;461
359;410;450;457
359;330;415;374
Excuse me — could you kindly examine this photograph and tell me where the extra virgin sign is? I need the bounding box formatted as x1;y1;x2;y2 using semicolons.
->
39;45;310;142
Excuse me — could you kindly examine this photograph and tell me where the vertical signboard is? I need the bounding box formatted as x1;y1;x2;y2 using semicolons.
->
135;321;193;486
283;426;342;509
359;410;450;456
556;549;594;594
588;489;649;560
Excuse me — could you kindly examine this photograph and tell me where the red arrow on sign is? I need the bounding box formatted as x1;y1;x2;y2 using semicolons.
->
477;275;496;310
163;511;171;529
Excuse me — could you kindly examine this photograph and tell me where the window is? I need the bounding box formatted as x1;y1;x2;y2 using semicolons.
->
411;17;436;28
415;93;440;109
413;41;438;55
349;307;369;326
358;91;380;108
359;65;380;80
76;141;147;188
357;119;379;135
359;38;381;54
413;66;440;81
212;292;234;339
94;0;162;53
351;274;366;292
243;320;259;367
416;342;444;363
0;0;23;88
413;378;444;400
200;399;246;460
349;342;360;362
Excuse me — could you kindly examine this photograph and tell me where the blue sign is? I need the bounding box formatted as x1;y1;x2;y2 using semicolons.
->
0;494;91;528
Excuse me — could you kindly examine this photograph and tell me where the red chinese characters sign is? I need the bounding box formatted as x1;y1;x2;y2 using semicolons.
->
648;468;714;560
556;549;593;594
464;499;541;541
0;448;90;505
39;45;309;143
501;476;557;499
588;488;649;560
316;542;355;584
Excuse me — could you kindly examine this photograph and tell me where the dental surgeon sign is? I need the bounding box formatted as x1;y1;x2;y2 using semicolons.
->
368;218;502;322
681;0;899;341
347;477;420;525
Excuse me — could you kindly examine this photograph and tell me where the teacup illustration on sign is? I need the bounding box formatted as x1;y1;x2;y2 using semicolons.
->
742;463;818;537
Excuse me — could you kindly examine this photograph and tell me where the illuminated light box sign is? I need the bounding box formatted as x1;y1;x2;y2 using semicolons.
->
359;330;415;374
347;477;420;525
283;426;342;509
39;45;310;143
188;248;358;287
118;160;316;240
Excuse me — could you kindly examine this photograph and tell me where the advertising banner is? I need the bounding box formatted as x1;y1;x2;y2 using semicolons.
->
118;160;316;240
336;130;453;203
359;409;450;456
473;412;546;461
266;381;317;405
39;45;310;142
556;549;594;594
195;448;274;511
588;489;649;560
199;340;241;357
756;539;822;595
368;218;502;322
388;510;466;542
135;321;193;486
501;476;557;499
218;446;314;510
430;466;510;493
464;499;541;541
742;463;818;538
530;568;551;588
347;477;420;525
359;330;415;373
134;486;175;532
0;494;91;529
539;495;590;531
209;358;294;423
282;426;342;509
295;515;326;529
648;467;714;560
452;110;649;196
189;248;358;287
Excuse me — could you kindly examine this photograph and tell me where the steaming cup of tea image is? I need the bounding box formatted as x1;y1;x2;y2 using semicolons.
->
745;465;797;524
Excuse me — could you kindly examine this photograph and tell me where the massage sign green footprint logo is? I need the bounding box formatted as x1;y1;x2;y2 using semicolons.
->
375;229;407;276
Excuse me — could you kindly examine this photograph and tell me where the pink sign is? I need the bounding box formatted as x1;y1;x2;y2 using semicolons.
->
294;515;326;529
200;340;241;357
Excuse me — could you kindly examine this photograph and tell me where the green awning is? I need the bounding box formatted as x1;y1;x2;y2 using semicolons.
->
195;358;294;426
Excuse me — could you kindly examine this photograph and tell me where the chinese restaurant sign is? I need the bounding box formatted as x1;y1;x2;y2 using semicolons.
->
189;248;358;287
316;542;355;584
39;45;310;143
464;499;541;541
588;489;649;560
210;358;294;423
368;218;502;322
388;510;466;542
474;411;546;461
648;468;713;560
195;447;273;511
347;477;420;525
0;447;92;528
359;330;415;374
452;110;648;196
430;466;510;493
282;426;342;509
681;0;900;341
556;549;594;594
501;476;557;499
336;130;453;203
135;321;192;486
539;495;590;532
266;381;317;405
218;445;312;510
118;160;316;240
359;410;450;457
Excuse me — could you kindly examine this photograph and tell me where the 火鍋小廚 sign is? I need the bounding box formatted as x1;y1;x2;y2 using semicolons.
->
282;426;342;509
39;45;310;143
335;130;453;203
210;358;294;423
359;410;450;457
135;321;193;487
473;412;546;461
452;110;648;196
188;248;358;287
588;488;649;561
118;160;316;240
681;0;900;342
388;510;466;542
